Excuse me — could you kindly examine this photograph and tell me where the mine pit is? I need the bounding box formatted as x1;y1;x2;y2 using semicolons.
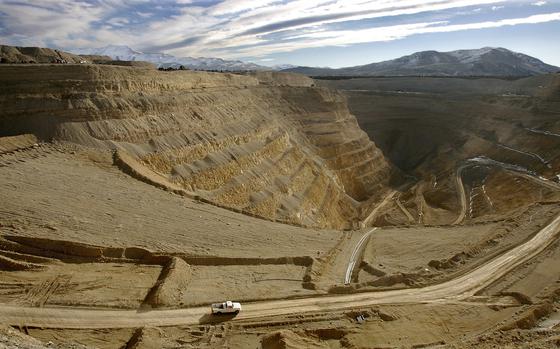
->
1;50;560;348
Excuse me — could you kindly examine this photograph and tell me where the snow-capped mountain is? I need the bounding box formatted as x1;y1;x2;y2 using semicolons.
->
270;64;299;70
73;45;268;71
284;47;560;77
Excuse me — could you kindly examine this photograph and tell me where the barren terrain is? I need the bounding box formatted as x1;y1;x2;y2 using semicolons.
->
1;63;560;348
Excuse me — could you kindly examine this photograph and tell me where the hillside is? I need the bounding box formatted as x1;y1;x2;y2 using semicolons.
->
0;45;90;64
286;47;560;77
0;65;395;229
320;73;560;225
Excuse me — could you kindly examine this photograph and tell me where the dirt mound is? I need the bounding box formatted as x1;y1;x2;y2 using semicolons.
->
0;134;38;153
142;257;192;308
261;330;330;349
502;302;555;330
0;326;47;349
0;254;46;271
125;327;168;349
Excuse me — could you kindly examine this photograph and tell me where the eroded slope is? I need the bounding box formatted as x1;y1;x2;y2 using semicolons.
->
0;65;394;229
321;74;560;226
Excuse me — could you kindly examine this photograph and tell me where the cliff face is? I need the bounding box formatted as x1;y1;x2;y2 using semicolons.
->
0;65;393;229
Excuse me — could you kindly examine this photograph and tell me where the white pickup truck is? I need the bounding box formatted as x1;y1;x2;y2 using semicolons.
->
211;301;241;314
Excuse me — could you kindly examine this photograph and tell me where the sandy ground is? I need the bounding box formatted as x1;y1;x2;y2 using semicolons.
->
0;144;341;258
0;262;161;309
186;264;314;305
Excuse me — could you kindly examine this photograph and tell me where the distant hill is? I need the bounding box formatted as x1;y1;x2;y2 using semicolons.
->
0;45;89;64
73;45;269;72
284;47;560;77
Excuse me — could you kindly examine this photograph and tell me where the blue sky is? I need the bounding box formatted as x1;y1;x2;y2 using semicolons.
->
1;0;559;67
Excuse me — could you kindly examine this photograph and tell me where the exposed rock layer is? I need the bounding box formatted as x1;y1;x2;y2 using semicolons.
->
0;65;393;229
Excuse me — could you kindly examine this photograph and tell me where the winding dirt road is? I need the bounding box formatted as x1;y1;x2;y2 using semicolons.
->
452;165;468;225
452;157;560;225
344;228;375;284
1;213;560;329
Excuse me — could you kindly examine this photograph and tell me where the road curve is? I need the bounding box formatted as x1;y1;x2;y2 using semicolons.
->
451;158;559;226
344;228;376;284
1;214;560;329
452;166;467;225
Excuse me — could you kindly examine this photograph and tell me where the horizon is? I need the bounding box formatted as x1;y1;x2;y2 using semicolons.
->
73;44;559;70
1;1;560;68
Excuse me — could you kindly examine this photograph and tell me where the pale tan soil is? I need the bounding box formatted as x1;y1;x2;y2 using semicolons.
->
0;263;161;308
360;224;499;280
20;303;520;348
186;264;313;306
0;145;341;258
0;134;38;153
1;325;93;348
356;203;560;288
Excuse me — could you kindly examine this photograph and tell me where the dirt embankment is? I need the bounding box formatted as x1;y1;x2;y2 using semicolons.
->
0;65;395;229
142;257;192;308
0;234;320;307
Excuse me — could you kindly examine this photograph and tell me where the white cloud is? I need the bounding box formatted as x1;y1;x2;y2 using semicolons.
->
491;5;504;10
1;0;558;61
532;1;547;6
209;12;560;58
136;11;152;18
106;17;130;27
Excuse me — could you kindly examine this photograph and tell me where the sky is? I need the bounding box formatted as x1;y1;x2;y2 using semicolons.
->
1;0;560;67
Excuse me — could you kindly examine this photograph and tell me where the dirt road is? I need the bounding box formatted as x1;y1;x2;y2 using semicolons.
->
344;228;376;284
452;166;467;225
395;195;415;222
361;190;396;227
452;157;560;225
1;213;559;329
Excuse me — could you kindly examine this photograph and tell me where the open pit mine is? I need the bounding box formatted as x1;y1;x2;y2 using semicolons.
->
1;47;560;349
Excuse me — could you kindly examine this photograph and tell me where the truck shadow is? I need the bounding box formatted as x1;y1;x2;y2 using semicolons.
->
198;313;238;324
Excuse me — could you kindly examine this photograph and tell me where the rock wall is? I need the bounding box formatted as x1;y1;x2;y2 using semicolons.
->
0;65;393;229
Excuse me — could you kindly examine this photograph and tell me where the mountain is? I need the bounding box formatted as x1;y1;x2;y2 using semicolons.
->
72;45;268;71
284;47;560;77
270;63;299;70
